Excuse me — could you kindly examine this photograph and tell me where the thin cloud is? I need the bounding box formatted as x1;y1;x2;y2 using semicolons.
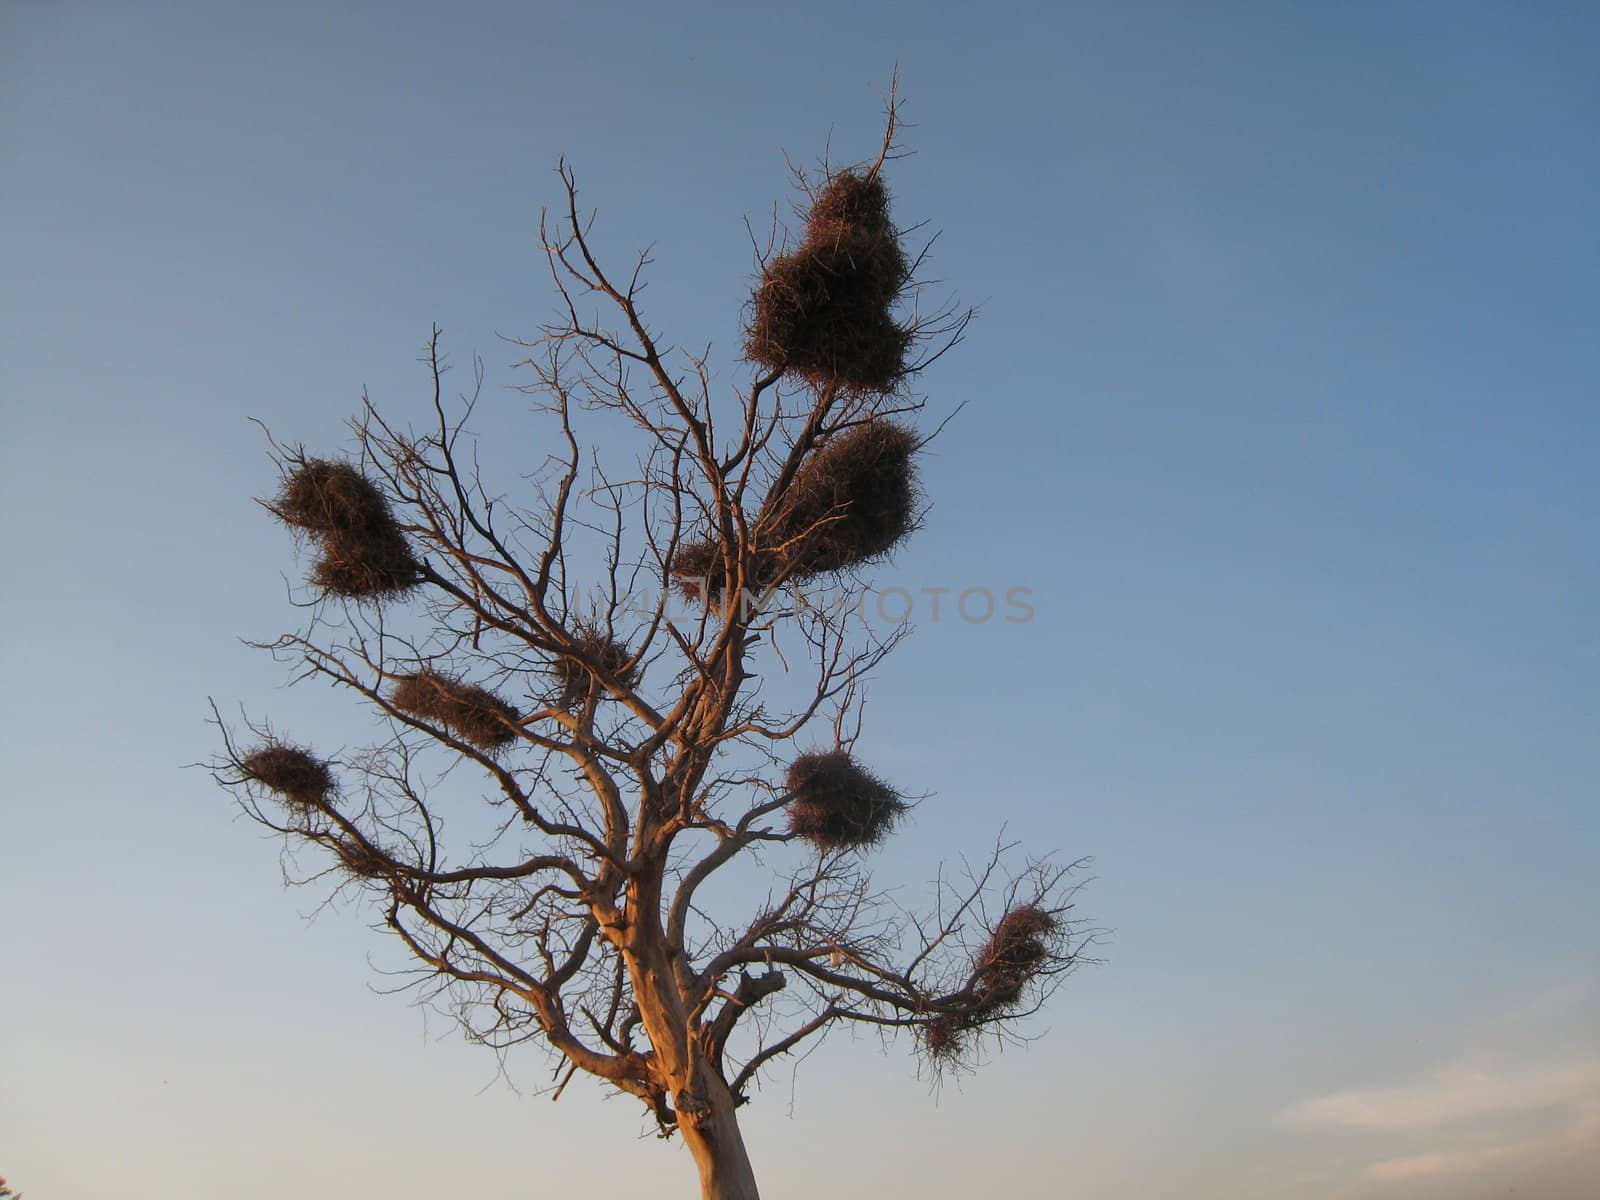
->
1364;1108;1600;1181
1276;982;1600;1190
1280;1057;1600;1131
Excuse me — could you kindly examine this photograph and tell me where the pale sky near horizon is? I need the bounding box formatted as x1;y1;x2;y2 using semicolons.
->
2;2;1597;1198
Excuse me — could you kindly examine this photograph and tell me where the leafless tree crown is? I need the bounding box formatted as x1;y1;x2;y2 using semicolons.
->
214;85;1093;1197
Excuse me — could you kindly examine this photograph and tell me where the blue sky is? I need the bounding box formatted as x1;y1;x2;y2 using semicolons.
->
2;2;1596;1197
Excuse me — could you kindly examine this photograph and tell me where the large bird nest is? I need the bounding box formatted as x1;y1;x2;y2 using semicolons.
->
924;904;1060;1062
805;170;896;244
275;460;389;534
785;750;906;851
309;525;423;600
972;905;1057;1007
390;670;521;752
765;418;919;579
746;170;912;396
241;742;333;808
271;459;422;600
669;418;920;608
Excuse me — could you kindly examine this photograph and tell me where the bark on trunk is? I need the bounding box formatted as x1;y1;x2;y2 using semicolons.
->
617;881;759;1198
678;1071;760;1200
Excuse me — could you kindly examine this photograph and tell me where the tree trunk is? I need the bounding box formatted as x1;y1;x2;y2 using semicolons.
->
618;880;760;1199
678;1071;760;1200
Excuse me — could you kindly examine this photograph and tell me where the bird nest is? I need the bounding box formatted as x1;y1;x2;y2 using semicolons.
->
746;170;911;396
551;624;638;708
924;904;1060;1062
669;419;920;608
309;525;423;600
669;538;732;604
390;670;521;752
805;171;896;244
971;905;1057;1008
764;418;919;579
333;838;394;879
272;458;422;600
241;742;333;808
785;750;906;851
275;460;389;534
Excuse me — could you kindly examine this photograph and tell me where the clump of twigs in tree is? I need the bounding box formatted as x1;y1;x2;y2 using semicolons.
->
309;526;422;600
922;1009;965;1061
972;904;1057;1006
275;459;388;534
766;418;919;579
334;838;394;880
241;742;334;808
785;750;906;851
552;624;638;709
270;457;422;600
391;670;520;752
747;170;912;395
669;538;740;605
924;904;1061;1061
805;170;895;244
669;419;919;608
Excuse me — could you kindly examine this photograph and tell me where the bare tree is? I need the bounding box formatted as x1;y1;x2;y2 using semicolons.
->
213;88;1092;1200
